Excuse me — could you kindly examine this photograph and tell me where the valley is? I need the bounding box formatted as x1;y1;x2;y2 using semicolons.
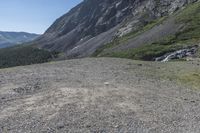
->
0;0;200;132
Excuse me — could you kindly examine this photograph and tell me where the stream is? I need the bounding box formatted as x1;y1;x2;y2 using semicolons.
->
155;45;199;62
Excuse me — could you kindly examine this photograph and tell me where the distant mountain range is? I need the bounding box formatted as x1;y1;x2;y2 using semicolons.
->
0;31;39;48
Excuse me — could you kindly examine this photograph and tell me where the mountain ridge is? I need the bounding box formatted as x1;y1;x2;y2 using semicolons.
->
0;31;39;48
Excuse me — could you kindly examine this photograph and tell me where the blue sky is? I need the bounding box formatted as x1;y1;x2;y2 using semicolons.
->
0;0;82;34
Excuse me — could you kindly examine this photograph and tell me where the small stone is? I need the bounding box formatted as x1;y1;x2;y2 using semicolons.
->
104;82;110;85
57;122;65;129
1;97;6;100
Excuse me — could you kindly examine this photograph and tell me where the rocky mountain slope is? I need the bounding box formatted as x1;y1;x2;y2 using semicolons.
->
32;0;198;58
95;1;200;61
0;31;39;48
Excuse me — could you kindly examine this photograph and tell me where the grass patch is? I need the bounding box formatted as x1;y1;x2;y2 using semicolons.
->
177;73;200;89
175;1;200;41
100;42;188;60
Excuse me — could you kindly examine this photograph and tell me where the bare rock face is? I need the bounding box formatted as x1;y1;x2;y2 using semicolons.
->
33;0;197;58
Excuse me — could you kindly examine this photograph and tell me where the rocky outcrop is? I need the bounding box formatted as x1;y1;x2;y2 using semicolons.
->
32;0;197;58
155;45;199;62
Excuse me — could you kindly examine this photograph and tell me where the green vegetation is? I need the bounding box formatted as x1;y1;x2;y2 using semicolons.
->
136;61;200;89
178;72;200;90
175;1;200;41
99;43;184;60
0;45;58;69
94;1;200;60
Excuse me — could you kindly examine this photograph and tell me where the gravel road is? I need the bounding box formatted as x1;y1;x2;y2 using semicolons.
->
0;58;200;133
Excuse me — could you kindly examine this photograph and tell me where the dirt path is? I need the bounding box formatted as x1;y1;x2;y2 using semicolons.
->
0;58;200;133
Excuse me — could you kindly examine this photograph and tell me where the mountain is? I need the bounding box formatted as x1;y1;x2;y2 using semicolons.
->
0;31;39;48
1;0;200;69
32;0;199;59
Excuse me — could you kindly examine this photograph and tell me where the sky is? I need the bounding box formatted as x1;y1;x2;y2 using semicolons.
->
0;0;82;34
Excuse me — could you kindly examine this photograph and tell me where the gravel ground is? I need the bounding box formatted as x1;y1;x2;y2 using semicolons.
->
0;58;200;133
